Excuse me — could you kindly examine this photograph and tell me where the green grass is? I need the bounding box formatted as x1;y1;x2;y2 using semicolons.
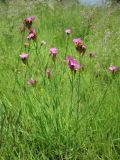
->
0;1;120;159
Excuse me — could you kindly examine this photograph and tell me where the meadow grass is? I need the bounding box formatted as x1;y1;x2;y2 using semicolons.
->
0;1;120;159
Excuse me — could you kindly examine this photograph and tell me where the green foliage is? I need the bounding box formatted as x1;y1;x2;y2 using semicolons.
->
0;1;120;159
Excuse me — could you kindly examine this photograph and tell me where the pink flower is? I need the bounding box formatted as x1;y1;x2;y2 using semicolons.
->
65;55;73;63
66;55;73;60
73;38;83;45
19;53;29;59
46;68;52;79
66;55;80;72
24;16;35;29
25;16;35;22
108;65;119;74
69;59;80;71
27;79;37;86
19;53;29;64
27;33;35;39
49;48;58;55
65;28;71;35
49;48;58;62
27;28;36;40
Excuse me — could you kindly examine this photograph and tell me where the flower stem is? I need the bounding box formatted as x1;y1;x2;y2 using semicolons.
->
65;35;69;57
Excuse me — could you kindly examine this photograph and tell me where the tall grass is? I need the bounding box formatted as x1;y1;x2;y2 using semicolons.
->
0;0;120;159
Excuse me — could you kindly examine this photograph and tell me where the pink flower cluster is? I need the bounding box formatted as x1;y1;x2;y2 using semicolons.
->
20;16;37;41
73;38;86;55
18;21;119;88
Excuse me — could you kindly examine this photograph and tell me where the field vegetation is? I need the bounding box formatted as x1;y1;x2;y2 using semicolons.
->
0;0;120;159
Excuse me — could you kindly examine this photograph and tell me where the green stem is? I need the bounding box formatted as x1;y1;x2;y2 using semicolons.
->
65;35;69;57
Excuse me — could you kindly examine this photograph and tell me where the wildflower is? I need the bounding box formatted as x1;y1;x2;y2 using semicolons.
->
68;58;80;71
73;38;83;45
66;55;73;61
27;28;36;40
73;38;86;55
19;53;29;64
65;28;71;35
66;55;80;72
46;68;52;79
76;43;86;55
108;65;119;74
49;48;58;55
24;16;35;29
64;55;72;64
49;48;58;62
27;79;37;86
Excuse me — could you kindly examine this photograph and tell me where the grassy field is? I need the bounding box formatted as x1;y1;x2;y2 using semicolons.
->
0;0;120;159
